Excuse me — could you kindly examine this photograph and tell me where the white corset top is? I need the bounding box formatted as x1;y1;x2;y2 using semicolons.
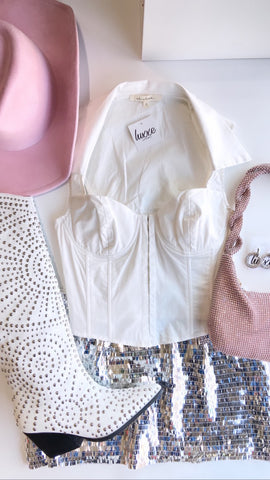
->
55;80;251;346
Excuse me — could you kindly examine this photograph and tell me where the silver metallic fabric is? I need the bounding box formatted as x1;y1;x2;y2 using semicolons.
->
26;335;270;469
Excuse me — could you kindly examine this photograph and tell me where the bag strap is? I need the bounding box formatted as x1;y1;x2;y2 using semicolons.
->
225;163;270;255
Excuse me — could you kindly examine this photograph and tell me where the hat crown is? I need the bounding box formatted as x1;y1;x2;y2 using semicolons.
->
0;20;52;151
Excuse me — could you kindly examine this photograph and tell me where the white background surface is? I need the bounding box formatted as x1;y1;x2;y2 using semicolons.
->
1;0;270;478
142;0;270;60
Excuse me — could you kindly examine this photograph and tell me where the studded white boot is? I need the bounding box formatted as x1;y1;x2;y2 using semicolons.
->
0;194;162;457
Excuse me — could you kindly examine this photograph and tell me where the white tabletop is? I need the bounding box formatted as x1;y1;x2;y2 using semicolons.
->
1;1;270;478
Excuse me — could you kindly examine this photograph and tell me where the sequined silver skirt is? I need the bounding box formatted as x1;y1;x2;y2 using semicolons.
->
27;335;270;469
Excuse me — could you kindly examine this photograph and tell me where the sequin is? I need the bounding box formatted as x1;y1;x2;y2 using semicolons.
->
26;336;270;469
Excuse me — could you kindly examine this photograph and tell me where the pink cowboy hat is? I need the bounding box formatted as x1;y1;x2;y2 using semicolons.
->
0;0;79;196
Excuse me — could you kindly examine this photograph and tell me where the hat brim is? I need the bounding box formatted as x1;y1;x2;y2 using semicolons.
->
0;0;79;196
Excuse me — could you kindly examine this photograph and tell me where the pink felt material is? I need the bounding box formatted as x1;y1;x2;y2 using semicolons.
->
0;0;79;196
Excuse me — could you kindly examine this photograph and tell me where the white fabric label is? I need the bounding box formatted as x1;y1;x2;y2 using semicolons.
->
129;94;162;107
128;115;162;151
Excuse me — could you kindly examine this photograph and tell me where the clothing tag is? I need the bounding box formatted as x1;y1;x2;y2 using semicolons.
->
129;94;162;107
128;115;161;151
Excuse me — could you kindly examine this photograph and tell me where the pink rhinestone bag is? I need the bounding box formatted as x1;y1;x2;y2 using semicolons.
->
208;163;270;361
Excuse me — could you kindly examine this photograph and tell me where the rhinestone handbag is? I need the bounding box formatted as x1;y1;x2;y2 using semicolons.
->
208;163;270;361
